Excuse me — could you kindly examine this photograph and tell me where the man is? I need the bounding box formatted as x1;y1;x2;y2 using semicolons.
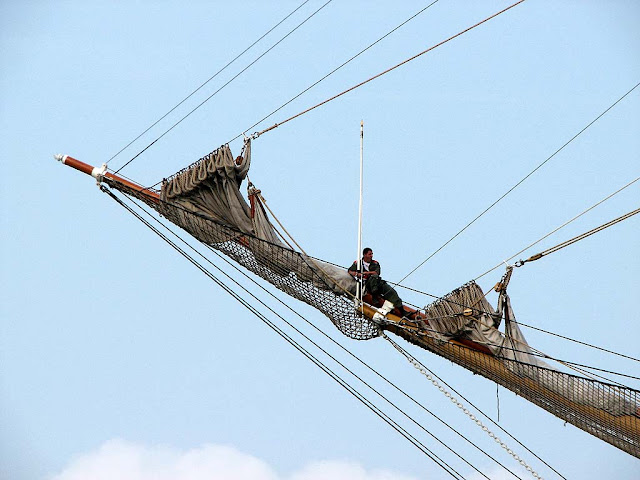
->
348;247;404;317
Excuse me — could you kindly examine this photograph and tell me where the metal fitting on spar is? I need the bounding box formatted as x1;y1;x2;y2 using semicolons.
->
55;154;107;182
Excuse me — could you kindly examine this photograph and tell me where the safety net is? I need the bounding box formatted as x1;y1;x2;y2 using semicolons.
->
102;140;639;458
387;282;640;458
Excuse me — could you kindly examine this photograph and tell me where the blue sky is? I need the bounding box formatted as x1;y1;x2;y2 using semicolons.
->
2;1;639;479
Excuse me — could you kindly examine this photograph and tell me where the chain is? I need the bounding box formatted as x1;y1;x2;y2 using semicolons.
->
382;333;543;479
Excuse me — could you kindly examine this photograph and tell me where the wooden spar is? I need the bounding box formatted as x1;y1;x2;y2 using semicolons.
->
358;303;640;456
54;154;160;201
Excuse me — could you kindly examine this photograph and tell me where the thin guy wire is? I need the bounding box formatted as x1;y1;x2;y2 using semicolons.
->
106;0;313;166
250;0;526;140
113;0;335;176
123;192;520;480
229;0;440;144
475;176;640;281
513;321;640;364
197;241;528;477
383;333;545;480
400;81;640;283
123;187;566;478
387;278;640;365
529;207;640;260
102;187;466;479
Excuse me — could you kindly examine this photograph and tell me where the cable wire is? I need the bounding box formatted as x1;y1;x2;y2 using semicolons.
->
229;0;441;144
249;0;526;140
475;176;640;281
515;206;640;266
101;186;481;479
113;0;335;176
106;0;314;167
123;190;542;479
400;81;640;283
115;185;575;478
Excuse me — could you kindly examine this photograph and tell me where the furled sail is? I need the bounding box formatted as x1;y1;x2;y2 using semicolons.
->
101;140;640;458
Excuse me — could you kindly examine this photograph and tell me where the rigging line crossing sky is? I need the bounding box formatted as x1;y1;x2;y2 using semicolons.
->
389;267;640;366
515;322;640;364
138;0;443;192
474;175;640;281
526;206;640;261
386;337;568;480
399;80;640;284
113;0;335;176
383;334;546;480
120;191;526;480
229;0;441;145
6;2;639;478
249;0;526;140
104;189;474;480
104;0;313;167
196;239;534;478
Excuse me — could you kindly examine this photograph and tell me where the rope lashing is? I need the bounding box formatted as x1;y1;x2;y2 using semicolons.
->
515;207;640;268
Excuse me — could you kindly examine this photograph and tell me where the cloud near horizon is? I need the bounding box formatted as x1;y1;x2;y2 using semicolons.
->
48;439;421;480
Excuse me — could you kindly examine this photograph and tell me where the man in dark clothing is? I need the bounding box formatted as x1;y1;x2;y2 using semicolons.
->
348;247;404;316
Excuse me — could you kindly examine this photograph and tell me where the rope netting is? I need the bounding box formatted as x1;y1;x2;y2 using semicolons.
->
102;174;639;459
103;175;379;341
386;283;640;458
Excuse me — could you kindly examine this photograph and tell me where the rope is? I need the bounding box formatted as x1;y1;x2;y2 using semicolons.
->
383;333;545;480
475;176;640;281
106;183;558;479
105;0;313;167
400;81;640;283
113;0;335;175
250;0;526;139
254;188;359;300
387;276;640;367
101;185;468;478
515;321;640;364
229;0;441;144
514;207;640;268
102;186;503;479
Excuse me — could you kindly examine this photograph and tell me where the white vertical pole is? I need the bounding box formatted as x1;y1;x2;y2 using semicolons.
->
356;120;364;306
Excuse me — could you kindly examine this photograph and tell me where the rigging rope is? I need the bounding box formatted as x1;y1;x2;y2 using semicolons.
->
113;0;335;176
386;277;640;367
475;176;640;281
399;81;640;283
221;191;557;478
514;321;640;365
383;333;545;480
100;185;470;478
130;184;547;478
249;0;526;139
513;207;640;268
101;187;498;478
105;0;314;168
229;0;441;144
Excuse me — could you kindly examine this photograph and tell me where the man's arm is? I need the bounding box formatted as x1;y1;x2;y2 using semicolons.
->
369;260;381;276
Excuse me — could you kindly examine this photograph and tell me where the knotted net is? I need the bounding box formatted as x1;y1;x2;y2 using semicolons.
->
102;140;639;458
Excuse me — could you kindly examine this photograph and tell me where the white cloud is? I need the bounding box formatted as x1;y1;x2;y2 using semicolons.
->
49;440;419;480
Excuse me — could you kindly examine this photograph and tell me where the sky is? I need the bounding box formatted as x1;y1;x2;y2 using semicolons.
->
1;1;639;479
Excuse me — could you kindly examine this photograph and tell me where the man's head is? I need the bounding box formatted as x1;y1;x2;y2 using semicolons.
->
362;247;373;263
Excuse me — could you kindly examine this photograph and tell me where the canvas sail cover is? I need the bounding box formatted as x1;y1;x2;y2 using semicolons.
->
102;139;639;458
